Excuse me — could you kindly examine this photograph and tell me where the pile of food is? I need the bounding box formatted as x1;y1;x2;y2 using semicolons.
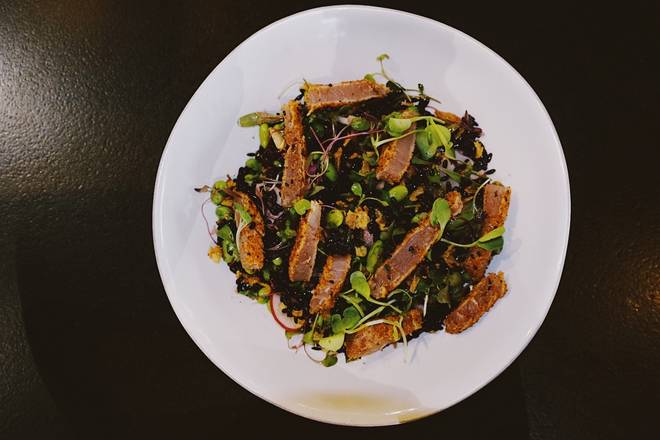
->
196;55;511;366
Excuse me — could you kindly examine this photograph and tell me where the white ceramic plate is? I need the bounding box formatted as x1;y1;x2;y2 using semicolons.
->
153;5;570;426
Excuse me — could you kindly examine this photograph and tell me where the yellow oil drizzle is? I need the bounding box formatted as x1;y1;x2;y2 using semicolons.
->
293;391;432;424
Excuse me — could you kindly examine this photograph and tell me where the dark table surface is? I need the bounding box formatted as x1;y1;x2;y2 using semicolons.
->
1;1;658;439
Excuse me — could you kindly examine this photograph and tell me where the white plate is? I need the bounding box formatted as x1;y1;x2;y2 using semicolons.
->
153;5;570;426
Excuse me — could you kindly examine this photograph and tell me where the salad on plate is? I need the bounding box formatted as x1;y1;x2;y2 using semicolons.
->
195;55;511;366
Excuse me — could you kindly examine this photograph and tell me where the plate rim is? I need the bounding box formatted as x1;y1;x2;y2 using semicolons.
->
152;4;571;426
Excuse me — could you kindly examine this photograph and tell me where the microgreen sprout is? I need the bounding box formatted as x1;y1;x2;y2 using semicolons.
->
430;198;451;231
441;226;506;251
349;271;370;298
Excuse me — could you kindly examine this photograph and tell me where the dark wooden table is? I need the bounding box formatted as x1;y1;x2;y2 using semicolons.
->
1;1;658;439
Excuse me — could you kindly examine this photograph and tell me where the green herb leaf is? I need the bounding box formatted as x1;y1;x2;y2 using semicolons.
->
388;184;408;202
376;53;390;62
444;143;456;160
321;353;338;367
319;332;345;352
234;203;252;224
477;236;504;252
416;130;437;159
351;183;363;197
330;314;343;334
366;240;383;272
331;307;361;333
478;226;505;243
430;198;451;230
441;226;506;249
350;271;370;298
310;185;325;196
446;202;475;232
293;199;312;215
411;155;432;165
342;307;361;329
325;161;338;182
429;121;455;159
432;123;451;144
363;73;375;83
340;293;364;317
442;168;463;182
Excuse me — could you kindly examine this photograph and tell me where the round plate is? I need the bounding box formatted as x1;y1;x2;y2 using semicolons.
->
153;5;570;426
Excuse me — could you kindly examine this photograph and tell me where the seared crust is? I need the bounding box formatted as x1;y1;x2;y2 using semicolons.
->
283;100;305;149
375;125;417;184
444;272;507;333
305;80;389;112
281;101;308;207
288;201;322;282
464;247;492;280
345;309;423;360
442;245;460;269
232;191;265;271
482;184;511;234
309;255;352;314
464;184;511;280
434;109;462;124
369;219;439;299
446;191;463;217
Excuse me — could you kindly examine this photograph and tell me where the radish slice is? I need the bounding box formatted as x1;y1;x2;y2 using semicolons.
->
269;293;303;331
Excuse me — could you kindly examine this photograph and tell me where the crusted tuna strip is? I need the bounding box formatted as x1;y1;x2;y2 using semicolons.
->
305;80;389;112
444;272;507;333
309;255;352;314
375;124;417;184
288;201;322;282
232;191;265;271
281;101;308;207
369;219;439;299
481;183;511;233
345;309;423;360
464;184;512;280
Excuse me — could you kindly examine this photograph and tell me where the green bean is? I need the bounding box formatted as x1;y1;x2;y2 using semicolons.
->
215;206;232;220
326;209;344;228
259;124;270;148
